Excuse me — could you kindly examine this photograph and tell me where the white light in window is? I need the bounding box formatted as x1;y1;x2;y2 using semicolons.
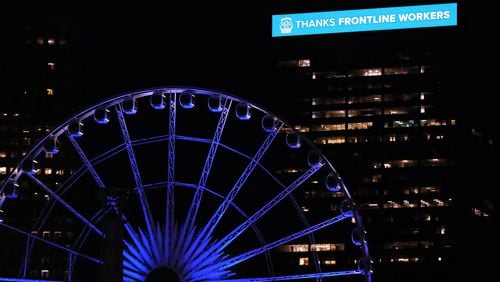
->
420;106;425;113
298;59;311;67
312;72;316;80
299;257;309;266
48;62;55;70
438;257;442;262
47;38;55;45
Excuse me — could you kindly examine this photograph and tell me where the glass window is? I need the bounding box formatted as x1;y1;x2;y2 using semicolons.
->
384;92;421;102
347;135;381;143
348;108;381;117
0;151;6;158
384;66;419;75
0;167;6;175
294;125;309;132
47;62;55;70
347;95;381;104
311;97;345;105
312;110;345;119
311;123;345;131
348;122;373;130
298;59;311;67
348;68;382;77
316;136;345;144
47;88;54;96
299;257;309;266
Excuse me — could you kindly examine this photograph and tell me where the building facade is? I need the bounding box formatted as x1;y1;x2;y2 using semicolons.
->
269;1;495;281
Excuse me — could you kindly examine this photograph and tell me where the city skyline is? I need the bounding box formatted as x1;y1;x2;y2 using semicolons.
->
1;0;497;281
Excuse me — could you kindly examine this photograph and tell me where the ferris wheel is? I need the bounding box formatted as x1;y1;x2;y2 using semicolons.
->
0;87;371;281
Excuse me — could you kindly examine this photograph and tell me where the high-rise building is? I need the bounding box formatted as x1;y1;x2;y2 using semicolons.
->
0;0;82;279
268;1;495;281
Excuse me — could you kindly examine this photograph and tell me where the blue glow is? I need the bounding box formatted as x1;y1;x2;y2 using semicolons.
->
272;3;457;37
123;222;232;281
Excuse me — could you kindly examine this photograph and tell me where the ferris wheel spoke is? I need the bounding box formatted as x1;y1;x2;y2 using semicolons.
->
165;93;176;261
0;220;102;264
68;206;111;276
24;174;103;237
67;134;106;189
220;270;363;281
188;212;351;279
188;162;323;268
177;99;232;264
115;105;158;256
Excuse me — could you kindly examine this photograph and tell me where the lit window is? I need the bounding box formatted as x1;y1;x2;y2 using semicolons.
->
48;62;55;70
347;95;381;104
55;169;64;175
420;106;426;114
47;38;56;45
0;151;6;158
299;257;309;266
315;136;345;144
437;257;442;262
41;269;49;279
311;72;316;79
312;110;345;119
384;66;419;75
36;37;44;45
439;226;446;235
323;259;337;265
54;231;63;238
311;123;345;131
44;168;52;175
294;125;309;132
348;68;382;77
311;97;345;106
348;122;373;130
47;88;54;96
348;108;381;117
42;231;50;239
0;167;6;175
297;59;311;67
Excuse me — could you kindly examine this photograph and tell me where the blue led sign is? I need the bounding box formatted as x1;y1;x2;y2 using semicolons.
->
272;3;457;37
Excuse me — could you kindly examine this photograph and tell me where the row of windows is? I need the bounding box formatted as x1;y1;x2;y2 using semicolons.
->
311;106;434;119
297;255;445;267
30;37;68;46
278;243;346;253
278;59;439;77
315;133;447;144
358;198;450;210
354;186;441;196
0;167;66;175
309;119;456;132
311;92;430;106
371;159;451;169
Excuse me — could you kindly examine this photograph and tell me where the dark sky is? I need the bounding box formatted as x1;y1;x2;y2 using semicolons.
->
82;1;272;100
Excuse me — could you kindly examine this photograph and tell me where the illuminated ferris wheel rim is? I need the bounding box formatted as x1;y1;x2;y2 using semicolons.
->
0;86;371;281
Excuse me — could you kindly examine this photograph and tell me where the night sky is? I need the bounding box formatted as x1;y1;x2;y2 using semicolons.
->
82;1;272;102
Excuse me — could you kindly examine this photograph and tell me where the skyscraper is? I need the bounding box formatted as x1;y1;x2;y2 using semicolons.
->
268;1;495;281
